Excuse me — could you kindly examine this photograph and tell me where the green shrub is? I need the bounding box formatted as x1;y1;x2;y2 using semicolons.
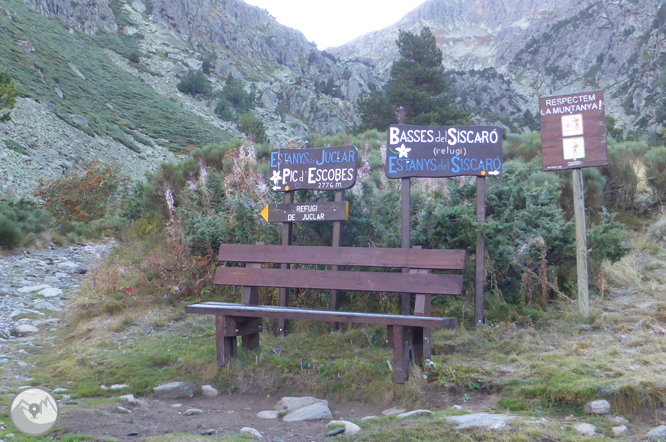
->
0;71;17;123
600;140;647;210
214;99;234;121
0;214;23;248
176;70;212;97
644;146;666;202
238;114;268;144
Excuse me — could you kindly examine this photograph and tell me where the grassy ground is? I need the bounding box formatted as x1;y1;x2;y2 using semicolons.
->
3;211;665;440
0;0;231;151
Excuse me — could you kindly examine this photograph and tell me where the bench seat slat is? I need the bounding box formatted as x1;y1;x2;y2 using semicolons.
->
218;244;465;270
185;302;457;328
214;267;463;295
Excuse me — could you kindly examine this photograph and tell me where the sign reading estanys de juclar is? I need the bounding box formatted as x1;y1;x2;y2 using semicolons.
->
385;125;503;179
269;145;358;192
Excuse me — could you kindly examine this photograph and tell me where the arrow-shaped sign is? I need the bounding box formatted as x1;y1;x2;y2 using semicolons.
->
260;201;349;223
487;170;500;176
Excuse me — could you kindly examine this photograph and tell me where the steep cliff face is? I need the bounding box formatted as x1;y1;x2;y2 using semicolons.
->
332;0;666;132
25;0;118;34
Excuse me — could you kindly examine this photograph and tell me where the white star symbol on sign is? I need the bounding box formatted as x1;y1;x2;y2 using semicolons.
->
396;143;411;158
270;170;281;185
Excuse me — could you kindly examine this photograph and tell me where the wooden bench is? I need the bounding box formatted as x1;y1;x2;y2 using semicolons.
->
185;243;465;383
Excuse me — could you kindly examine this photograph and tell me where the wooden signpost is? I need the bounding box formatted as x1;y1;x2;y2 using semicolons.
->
386;124;503;332
539;91;608;317
265;145;359;333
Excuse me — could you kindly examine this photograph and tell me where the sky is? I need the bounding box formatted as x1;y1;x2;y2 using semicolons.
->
242;0;429;50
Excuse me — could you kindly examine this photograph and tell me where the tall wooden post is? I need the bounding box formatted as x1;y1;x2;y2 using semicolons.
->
329;190;344;331
400;177;411;315
278;190;294;334
475;176;486;325
572;169;589;317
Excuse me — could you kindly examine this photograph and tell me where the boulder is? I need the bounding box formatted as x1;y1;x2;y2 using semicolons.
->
275;396;328;412
153;382;194;399
381;406;407;416
445;413;515;429
282;403;333;422
583;399;611;415
257;410;279;419
612;425;628;436
574;423;596;436
397;409;433;419
13;324;39;336
648;425;666;441
240;427;262;439
201;385;220;397
326;420;362;435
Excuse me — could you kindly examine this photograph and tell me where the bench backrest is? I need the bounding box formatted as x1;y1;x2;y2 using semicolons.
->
218;244;465;270
215;244;465;296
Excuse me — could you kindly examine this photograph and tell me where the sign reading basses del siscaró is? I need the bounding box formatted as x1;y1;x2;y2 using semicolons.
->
269;145;358;192
385;125;503;178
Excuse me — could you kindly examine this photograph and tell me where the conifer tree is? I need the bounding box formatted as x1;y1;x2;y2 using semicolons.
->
358;27;468;131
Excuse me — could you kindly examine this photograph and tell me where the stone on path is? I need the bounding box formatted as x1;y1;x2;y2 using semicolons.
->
183;408;203;416
38;287;64;298
583;399;611;415
275;396;328;412
326;426;346;437
282;403;333;422
445;413;515;429
117;406;132;414
17;284;49;294
381;406;407;416
52;388;70;394
120;394;136;404
397;409;433;419
574;423;596;436
612;425;628;436
608;416;629;424
13;324;39;335
201;384;220;397
110;384;129;390
648;425;666;441
153;382;194;399
257;410;279;419
240;427;262;439
33;301;62;312
326;420;362;435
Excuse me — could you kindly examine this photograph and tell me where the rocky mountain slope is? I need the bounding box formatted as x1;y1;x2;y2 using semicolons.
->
332;0;666;133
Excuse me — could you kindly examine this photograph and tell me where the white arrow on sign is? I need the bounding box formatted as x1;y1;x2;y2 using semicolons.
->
487;170;500;176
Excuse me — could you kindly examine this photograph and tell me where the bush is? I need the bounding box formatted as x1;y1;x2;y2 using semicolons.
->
0;71;18;123
0;214;23;249
176;70;212;97
644;146;666;202
600;140;647;210
238;114;268;144
35;159;129;223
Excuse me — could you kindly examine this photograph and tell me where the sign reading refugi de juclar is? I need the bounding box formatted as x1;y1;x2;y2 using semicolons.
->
269;145;358;192
385;125;503;178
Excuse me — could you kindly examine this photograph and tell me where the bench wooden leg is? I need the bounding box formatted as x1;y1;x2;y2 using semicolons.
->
412;326;424;366
215;316;236;367
392;325;413;383
414;294;432;360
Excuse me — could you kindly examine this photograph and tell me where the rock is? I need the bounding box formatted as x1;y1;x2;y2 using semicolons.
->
13;324;39;336
183;408;204;416
360;415;377;420
381;406;406;416
110;384;129;390
70;114;89;127
397;409;433;419
201;429;216;436
240;427;262;439
38;287;64;298
33;301;62;312
574;423;596;436
648;425;666;441
257;410;279;419
583;399;611;415
450;405;463;410
117;406;132;414
17;284;49;294
445;413;515;429
326;420;362;435
326;427;346;437
186;59;203;70
275;396;328;412
52;388;70;394
282;403;333;422
608;415;629;425
153;382;194;399
201;385;220;397
612;425;628;436
120;394;136;404
171;403;182;408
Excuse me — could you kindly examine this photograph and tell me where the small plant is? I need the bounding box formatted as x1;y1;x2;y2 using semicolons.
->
0;71;17;122
176;70;212;97
238;114;268;144
35;159;129;223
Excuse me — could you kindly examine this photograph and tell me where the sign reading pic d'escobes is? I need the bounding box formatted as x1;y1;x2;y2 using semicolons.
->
269;145;358;192
385;124;503;178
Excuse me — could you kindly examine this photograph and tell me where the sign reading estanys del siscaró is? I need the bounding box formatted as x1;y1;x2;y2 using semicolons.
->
385;125;503;178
